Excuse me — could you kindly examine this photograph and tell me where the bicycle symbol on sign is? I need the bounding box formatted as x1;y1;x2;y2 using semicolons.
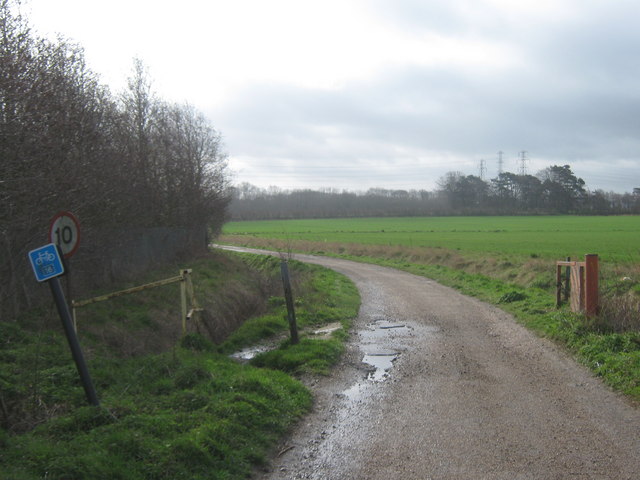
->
35;250;56;265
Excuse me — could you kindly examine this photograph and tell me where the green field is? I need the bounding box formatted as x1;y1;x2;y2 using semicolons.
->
223;216;640;264
222;216;640;401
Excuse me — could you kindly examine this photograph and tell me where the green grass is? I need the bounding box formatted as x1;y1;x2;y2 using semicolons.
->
220;216;640;402
0;251;360;479
218;254;360;375
1;348;312;480
223;215;640;264
251;338;345;375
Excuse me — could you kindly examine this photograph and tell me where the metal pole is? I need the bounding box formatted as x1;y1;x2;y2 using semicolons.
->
49;277;100;406
280;260;299;345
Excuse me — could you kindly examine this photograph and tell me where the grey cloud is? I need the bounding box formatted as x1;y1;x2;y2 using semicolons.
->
216;1;640;192
367;0;467;34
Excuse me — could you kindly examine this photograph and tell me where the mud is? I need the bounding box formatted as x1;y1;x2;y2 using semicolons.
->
217;247;640;479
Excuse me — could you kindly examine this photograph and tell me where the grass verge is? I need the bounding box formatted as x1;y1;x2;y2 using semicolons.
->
0;250;360;479
1;347;312;480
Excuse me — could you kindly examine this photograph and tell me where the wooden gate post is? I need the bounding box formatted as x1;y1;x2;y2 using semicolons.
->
180;270;188;334
564;256;571;302
556;263;563;307
584;254;599;317
280;260;299;345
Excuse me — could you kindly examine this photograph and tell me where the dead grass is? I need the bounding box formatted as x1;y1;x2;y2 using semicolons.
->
219;235;544;288
220;234;640;332
599;293;640;333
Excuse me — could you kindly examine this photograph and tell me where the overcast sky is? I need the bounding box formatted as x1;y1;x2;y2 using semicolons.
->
28;0;640;193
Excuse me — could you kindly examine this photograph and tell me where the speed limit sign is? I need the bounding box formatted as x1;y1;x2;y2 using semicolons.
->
49;211;80;258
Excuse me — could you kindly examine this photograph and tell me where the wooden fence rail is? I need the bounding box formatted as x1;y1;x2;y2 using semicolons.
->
71;269;201;334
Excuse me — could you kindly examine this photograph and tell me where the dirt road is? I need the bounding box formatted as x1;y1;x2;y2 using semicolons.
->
220;247;640;479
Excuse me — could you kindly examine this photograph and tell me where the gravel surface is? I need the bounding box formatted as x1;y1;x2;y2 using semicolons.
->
219;247;640;479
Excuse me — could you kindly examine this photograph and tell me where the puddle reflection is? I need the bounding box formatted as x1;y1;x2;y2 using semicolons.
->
363;353;398;382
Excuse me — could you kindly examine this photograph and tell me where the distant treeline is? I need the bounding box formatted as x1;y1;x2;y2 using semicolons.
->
1;1;230;317
230;165;640;220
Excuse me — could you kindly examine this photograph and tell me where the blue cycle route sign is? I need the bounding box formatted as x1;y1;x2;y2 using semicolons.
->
28;243;65;282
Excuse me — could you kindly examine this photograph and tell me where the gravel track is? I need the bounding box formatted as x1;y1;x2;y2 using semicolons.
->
219;247;640;479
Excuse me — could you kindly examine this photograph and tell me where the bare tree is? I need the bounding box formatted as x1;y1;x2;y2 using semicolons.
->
1;2;230;318
153;101;230;230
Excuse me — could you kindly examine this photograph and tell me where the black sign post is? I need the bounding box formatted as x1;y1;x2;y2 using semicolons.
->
49;276;100;406
28;243;99;407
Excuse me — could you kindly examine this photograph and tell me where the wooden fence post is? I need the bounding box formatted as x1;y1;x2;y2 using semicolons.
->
180;271;188;335
280;260;299;345
185;270;198;321
584;254;599;317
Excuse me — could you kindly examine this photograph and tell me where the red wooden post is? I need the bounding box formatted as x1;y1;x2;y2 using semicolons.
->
556;264;562;307
584;254;599;317
564;256;571;302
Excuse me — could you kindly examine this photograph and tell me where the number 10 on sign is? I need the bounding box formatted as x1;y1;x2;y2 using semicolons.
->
49;211;80;258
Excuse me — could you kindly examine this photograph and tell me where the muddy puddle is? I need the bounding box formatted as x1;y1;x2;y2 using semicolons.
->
362;352;398;381
230;323;343;362
229;344;274;361
311;322;342;338
341;316;414;400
